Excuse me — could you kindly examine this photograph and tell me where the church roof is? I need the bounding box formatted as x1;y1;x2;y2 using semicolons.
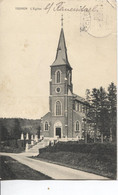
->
41;112;52;120
73;94;85;103
51;28;72;68
73;94;90;106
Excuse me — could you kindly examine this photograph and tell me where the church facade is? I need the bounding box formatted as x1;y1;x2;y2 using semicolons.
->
40;25;89;140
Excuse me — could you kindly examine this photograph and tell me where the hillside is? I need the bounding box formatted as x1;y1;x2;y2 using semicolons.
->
0;118;41;141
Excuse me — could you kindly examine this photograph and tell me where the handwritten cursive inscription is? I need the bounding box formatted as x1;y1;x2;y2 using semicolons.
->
44;1;99;14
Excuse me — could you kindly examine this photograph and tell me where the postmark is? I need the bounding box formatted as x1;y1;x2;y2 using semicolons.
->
80;0;116;38
80;10;91;33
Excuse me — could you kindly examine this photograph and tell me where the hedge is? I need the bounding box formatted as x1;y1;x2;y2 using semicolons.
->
39;142;116;156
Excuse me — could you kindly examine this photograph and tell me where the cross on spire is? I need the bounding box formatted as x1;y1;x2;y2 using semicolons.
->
61;14;63;28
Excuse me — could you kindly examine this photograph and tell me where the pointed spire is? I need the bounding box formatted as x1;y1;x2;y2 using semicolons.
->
52;16;71;68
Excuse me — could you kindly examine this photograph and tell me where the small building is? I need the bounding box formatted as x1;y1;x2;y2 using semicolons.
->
40;21;90;140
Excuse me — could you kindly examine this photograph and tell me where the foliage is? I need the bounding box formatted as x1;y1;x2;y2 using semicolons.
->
39;142;116;155
0;118;41;141
86;82;117;142
107;82;117;138
38;142;116;179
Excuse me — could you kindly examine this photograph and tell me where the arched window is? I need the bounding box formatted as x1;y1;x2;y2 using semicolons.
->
56;101;61;115
76;121;79;131
56;71;61;83
45;121;48;131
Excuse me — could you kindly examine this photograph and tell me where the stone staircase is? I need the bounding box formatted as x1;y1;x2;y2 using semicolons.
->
20;139;50;157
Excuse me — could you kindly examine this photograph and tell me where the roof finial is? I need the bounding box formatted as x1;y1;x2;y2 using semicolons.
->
61;14;63;28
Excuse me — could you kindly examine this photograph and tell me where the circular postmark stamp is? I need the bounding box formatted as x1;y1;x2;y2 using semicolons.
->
80;0;116;38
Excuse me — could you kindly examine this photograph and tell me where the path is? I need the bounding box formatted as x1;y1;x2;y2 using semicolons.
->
0;152;108;180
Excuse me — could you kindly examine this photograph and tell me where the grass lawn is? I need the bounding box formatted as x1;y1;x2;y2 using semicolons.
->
34;142;117;180
0;156;52;180
0;145;24;153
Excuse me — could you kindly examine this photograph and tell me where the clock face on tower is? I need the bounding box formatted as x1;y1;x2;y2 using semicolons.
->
56;87;61;93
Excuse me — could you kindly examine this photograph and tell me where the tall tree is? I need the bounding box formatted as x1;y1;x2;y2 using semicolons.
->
85;89;91;143
85;89;91;103
89;87;109;143
85;83;116;143
97;87;109;143
107;82;117;142
90;88;100;142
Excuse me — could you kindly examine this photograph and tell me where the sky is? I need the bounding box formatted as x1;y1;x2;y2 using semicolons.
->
0;0;117;119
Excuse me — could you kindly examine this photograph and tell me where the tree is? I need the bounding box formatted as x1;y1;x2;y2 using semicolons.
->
97;87;109;143
0;123;9;141
84;89;91;143
85;83;116;143
37;126;41;138
107;82;117;142
12;119;21;140
88;87;110;143
85;89;91;103
90;88;100;142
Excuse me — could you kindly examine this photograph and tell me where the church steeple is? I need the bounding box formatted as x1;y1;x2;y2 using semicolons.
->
52;16;71;68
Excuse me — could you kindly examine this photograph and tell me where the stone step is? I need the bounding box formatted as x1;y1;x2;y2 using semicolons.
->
24;139;50;154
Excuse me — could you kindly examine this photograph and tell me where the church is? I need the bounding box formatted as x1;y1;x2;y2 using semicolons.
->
40;19;90;140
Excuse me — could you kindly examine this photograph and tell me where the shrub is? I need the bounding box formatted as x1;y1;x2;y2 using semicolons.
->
39;142;116;156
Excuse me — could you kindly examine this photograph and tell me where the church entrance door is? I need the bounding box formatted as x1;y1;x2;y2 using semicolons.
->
54;121;62;138
56;128;61;138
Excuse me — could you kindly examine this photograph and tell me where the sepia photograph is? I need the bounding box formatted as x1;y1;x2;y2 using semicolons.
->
0;0;117;183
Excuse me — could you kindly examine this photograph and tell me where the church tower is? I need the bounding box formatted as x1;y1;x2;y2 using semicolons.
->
41;16;86;140
49;16;74;138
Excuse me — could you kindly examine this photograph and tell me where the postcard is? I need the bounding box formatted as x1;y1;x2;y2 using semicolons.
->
0;0;117;193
